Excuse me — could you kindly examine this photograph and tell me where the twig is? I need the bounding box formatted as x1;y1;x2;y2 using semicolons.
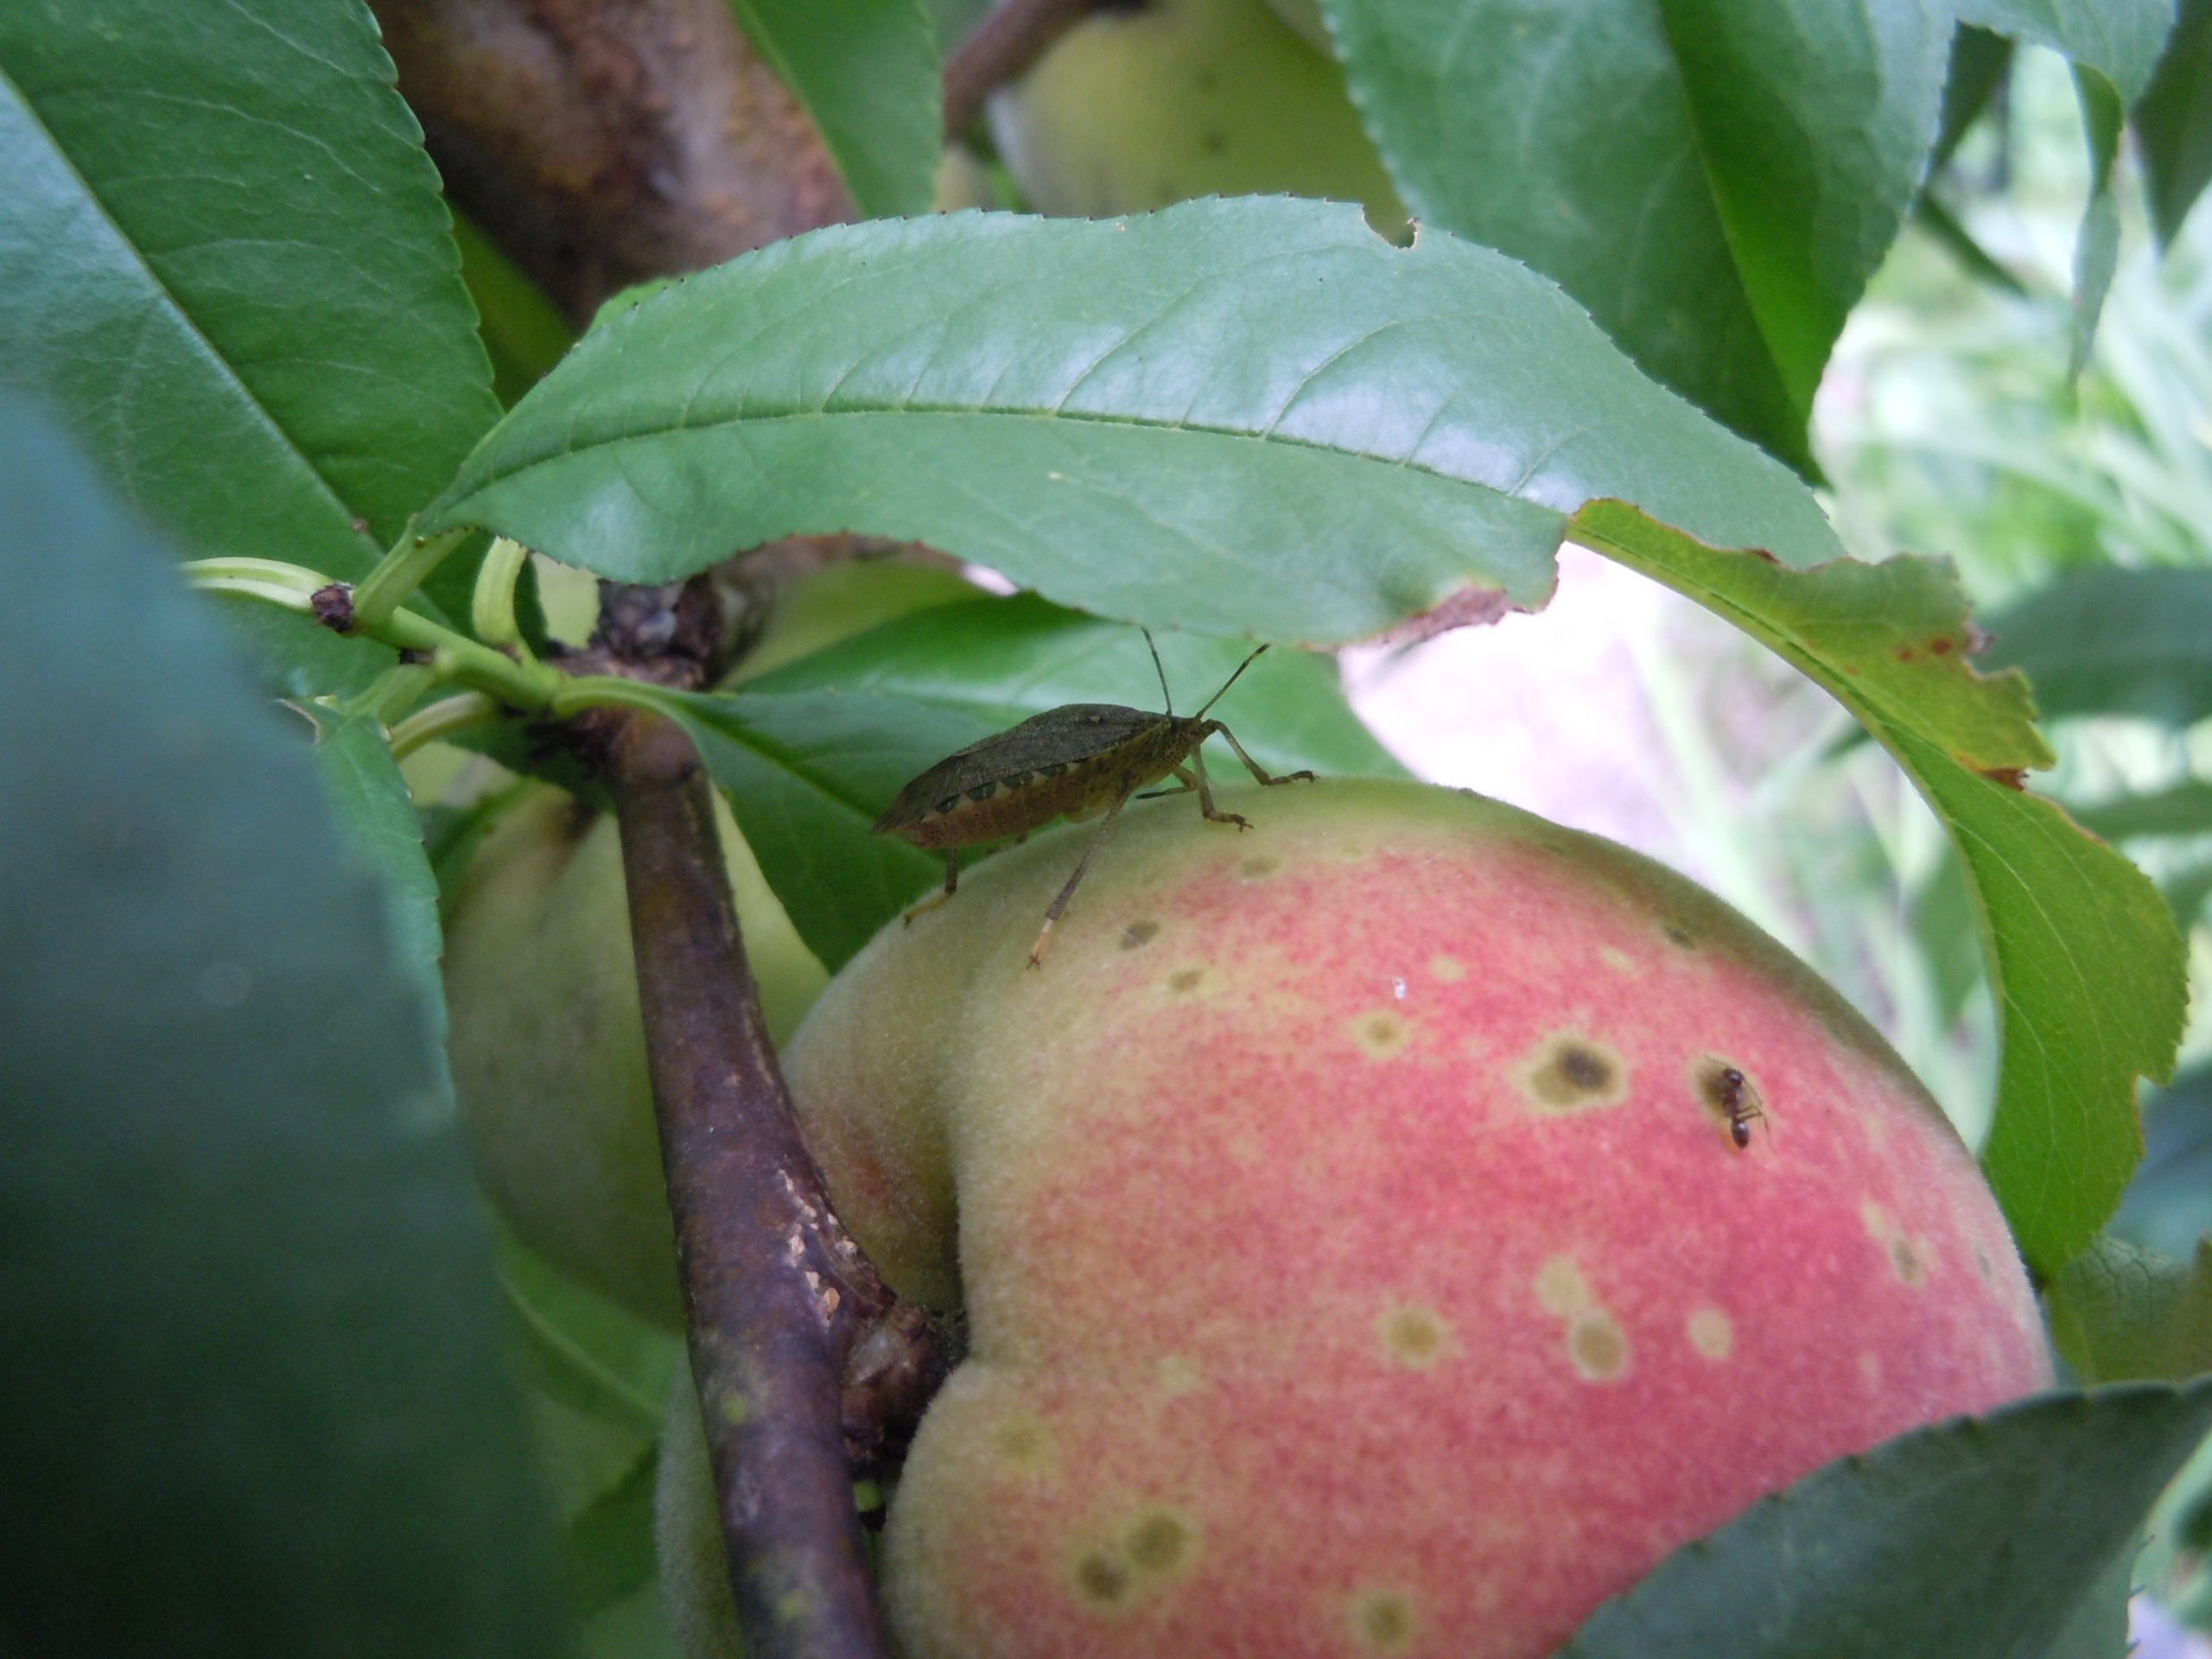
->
943;0;1117;138
606;710;946;1659
370;0;852;322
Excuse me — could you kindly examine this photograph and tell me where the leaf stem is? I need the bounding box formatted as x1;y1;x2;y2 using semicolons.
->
187;556;328;613
182;556;563;714
389;692;500;760
353;526;469;630
472;536;537;661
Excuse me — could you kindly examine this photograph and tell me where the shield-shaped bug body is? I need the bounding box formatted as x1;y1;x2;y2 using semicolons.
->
872;633;1313;965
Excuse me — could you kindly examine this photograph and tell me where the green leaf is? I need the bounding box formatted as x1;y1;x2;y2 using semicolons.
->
2071;780;2212;842
0;395;564;1654
1983;565;2212;726
1935;25;2017;168
426;200;1840;640
1953;0;2176;101
2048;1235;2212;1382
454;213;576;408
722;0;942;219
1558;1382;2212;1659
1572;501;2186;1275
1325;0;1952;474
656;592;1409;969
316;714;450;1065
1951;0;2177;369
2115;1068;2212;1262
2137;0;2212;246
2033;1543;2136;1659
0;0;501;669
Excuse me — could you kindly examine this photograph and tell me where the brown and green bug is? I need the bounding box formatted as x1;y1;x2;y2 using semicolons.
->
872;632;1315;966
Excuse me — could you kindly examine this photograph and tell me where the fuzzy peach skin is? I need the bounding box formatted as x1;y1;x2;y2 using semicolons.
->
779;779;2052;1659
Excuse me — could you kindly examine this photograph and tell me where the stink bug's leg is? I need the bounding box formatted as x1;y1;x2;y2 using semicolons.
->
1137;765;1198;802
1209;721;1316;788
1190;746;1250;830
1028;789;1134;968
902;853;959;925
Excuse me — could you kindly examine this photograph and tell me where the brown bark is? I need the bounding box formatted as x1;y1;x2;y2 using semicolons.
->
371;0;853;323
607;710;953;1659
942;0;1116;139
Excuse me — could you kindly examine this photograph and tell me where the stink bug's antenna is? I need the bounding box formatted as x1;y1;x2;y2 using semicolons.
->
1142;627;1173;715
1196;644;1270;719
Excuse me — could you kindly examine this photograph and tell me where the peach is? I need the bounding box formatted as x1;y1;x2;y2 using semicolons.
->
763;779;2050;1658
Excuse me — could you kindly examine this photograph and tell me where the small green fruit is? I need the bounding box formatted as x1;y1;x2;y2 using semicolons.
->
442;785;826;1326
988;0;1405;232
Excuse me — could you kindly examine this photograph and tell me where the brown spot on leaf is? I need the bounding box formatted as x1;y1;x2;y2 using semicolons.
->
1354;582;1516;649
1979;767;2030;790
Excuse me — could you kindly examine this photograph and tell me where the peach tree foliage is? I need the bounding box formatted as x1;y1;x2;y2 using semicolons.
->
4;0;2212;1654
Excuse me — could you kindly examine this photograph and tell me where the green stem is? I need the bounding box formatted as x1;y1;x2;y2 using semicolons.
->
184;556;563;714
473;536;537;660
389;692;500;760
377;606;562;712
187;557;327;613
353;526;469;629
340;664;438;728
547;675;685;721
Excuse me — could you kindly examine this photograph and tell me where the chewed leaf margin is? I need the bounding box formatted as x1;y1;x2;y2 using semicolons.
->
1572;499;2184;1276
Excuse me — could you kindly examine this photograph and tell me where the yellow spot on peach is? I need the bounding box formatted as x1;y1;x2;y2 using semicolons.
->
1889;1235;1929;1287
1429;953;1466;983
1118;918;1160;950
1687;1307;1734;1360
1070;1549;1134;1610
716;1391;748;1426
1346;1588;1418;1652
1156;1356;1205;1397
1238;855;1282;880
1352;1009;1414;1060
1661;919;1700;950
1860;1198;1894;1239
1165;966;1208;995
1535;1255;1592;1318
1569;1312;1630;1381
1599;946;1639;976
1122;1509;1196;1574
1859;1352;1883;1388
1327;840;1370;862
1516;1031;1629;1113
1379;1303;1453;1370
990;1414;1058;1476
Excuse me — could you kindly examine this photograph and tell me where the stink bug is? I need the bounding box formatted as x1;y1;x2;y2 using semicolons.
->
872;632;1315;966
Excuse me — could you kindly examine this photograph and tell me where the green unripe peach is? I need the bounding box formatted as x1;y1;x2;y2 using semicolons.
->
442;785;826;1326
674;779;2050;1656
441;557;979;1325
988;0;1406;232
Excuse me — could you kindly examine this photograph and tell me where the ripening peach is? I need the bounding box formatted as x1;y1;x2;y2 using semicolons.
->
677;778;2050;1658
